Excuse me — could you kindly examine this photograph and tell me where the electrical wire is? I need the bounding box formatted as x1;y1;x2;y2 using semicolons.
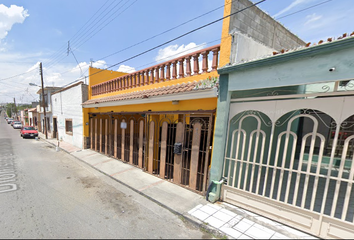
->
74;0;334;81
61;0;265;86
71;0;138;53
135;39;220;70
53;0;227;78
44;0;118;70
3;0;332;91
45;0;134;71
58;38;218;88
90;0;266;77
43;44;67;67
0;68;38;82
43;0;226;73
70;0;127;48
276;0;332;20
44;0;114;68
97;0;227;61
69;0;112;44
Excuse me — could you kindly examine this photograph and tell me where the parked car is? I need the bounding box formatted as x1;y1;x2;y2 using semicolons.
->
12;121;22;129
7;118;13;124
10;121;16;127
20;126;38;138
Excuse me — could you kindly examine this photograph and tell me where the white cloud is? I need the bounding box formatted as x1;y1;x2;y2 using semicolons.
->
27;62;40;72
70;60;107;75
304;13;322;25
91;60;107;69
155;42;206;62
71;62;89;75
273;0;309;18
0;4;29;40
0;56;102;104
117;65;136;73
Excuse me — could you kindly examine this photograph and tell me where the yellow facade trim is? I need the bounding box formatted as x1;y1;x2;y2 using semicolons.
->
91;71;219;100
82;97;217;138
219;0;232;67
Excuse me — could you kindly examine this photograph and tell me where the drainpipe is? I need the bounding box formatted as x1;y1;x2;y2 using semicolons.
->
206;177;227;203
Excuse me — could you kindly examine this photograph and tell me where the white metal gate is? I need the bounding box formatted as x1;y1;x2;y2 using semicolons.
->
222;96;354;239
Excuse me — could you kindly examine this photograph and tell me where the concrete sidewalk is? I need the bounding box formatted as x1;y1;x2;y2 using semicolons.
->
38;134;318;239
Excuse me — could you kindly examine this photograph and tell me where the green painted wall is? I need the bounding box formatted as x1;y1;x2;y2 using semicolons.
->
208;74;230;202
220;37;354;92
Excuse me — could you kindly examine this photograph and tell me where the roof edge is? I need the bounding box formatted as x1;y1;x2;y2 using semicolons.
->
218;36;354;75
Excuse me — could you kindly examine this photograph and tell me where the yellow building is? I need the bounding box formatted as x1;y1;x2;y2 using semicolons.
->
82;44;221;194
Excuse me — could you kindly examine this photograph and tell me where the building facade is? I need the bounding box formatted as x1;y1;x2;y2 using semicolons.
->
51;82;88;149
28;107;37;127
210;34;354;239
82;49;220;194
80;0;305;195
36;87;62;138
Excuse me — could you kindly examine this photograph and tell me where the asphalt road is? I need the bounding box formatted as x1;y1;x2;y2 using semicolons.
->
0;115;212;239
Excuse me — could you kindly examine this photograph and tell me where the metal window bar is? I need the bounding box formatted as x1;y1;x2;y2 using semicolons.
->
165;121;178;180
223;109;354;224
181;117;192;186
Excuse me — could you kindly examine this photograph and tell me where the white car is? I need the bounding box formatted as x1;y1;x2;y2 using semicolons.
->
12;121;22;129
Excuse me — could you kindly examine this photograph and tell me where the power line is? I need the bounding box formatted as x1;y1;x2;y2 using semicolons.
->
58;38;224;88
67;41;84;77
68;0;265;83
45;0;136;71
0;67;38;82
276;0;332;20
97;1;226;61
71;0;138;53
43;44;67;67
69;0;112;43
99;0;266;73
0;82;28;90
49;0;231;85
45;0;331;88
70;0;127;48
44;0;117;70
135;39;221;70
43;0;224;73
81;0;333;79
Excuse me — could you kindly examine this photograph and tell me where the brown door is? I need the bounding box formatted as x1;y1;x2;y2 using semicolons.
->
53;118;58;139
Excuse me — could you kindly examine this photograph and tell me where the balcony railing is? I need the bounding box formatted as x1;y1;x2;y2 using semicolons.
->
91;44;220;96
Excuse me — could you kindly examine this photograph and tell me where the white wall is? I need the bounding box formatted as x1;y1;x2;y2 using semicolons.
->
232;32;274;64
51;84;87;149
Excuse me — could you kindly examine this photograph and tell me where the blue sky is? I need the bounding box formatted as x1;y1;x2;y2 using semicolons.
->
0;0;352;104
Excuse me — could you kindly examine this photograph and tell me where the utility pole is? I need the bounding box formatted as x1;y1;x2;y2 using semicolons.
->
39;62;47;139
13;98;17;120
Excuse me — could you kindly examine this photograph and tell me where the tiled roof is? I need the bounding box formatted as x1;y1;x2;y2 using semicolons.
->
82;80;216;105
272;32;354;56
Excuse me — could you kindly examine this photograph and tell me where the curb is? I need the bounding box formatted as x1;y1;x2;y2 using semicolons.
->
40;138;225;239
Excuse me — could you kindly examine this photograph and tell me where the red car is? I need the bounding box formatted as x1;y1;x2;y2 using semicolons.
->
20;126;39;139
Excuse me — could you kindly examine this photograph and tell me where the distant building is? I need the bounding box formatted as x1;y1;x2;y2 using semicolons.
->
36;86;62;137
31;102;39;108
28;108;37;127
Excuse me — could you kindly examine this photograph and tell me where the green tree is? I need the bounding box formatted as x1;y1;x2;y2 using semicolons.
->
6;103;15;118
